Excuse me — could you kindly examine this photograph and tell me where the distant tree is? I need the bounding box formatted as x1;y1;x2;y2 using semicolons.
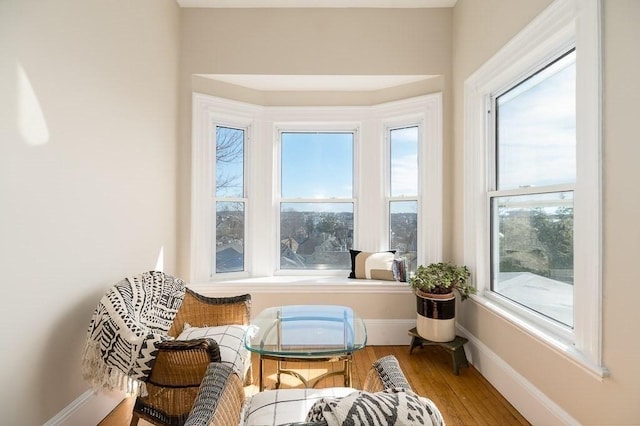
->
216;127;244;194
317;214;338;235
531;206;574;271
304;216;315;237
498;206;574;282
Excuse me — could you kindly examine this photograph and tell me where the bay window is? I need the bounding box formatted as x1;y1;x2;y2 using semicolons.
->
214;126;246;274
279;131;355;271
191;93;443;285
388;126;419;273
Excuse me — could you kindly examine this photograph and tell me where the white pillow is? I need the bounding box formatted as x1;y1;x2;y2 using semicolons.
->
177;324;252;378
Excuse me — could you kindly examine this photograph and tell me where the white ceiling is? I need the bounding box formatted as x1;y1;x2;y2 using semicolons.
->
177;0;456;8
195;74;437;91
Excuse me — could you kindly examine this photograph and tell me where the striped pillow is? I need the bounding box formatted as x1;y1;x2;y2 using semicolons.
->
348;250;396;281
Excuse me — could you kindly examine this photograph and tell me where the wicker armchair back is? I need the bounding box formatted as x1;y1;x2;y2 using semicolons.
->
131;290;251;426
168;289;251;338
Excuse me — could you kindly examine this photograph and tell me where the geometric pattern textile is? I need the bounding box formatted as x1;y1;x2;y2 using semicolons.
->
240;387;354;426
81;271;186;391
348;250;396;281
306;387;436;426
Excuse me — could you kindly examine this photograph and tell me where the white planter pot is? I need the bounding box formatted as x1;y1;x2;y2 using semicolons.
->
415;290;456;342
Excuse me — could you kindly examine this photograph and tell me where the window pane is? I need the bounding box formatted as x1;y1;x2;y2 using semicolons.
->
281;132;353;198
215;126;244;198
280;202;353;270
390;201;417;272
390;126;418;197
491;192;574;326
215;201;244;273
496;50;576;190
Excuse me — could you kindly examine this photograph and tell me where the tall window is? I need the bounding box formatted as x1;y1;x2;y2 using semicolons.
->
214;126;246;274
279;132;354;270
464;0;603;375
490;49;576;327
389;126;419;272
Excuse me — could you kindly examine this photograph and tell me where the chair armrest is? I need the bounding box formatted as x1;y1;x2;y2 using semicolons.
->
169;290;251;337
146;338;221;387
184;363;245;426
362;355;412;393
363;356;446;426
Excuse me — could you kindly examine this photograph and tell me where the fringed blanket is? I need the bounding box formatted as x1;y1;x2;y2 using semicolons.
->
81;271;186;393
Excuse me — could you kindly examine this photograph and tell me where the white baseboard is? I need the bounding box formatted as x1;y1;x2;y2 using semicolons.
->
457;324;579;426
364;319;417;345
44;388;124;426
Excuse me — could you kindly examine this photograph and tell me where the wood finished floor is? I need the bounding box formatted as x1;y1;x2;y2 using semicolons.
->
99;345;530;426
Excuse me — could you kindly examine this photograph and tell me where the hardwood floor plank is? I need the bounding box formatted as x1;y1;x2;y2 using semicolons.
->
99;345;530;426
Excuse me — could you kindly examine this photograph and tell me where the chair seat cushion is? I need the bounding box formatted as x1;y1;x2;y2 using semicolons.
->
241;387;355;426
177;324;253;379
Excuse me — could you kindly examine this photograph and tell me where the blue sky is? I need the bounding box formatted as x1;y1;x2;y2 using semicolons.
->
281;132;353;199
497;50;576;190
216;127;420;213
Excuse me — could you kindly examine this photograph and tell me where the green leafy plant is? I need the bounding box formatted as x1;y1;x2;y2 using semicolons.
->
409;262;476;301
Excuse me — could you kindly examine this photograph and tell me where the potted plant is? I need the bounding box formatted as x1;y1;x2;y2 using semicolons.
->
409;262;475;342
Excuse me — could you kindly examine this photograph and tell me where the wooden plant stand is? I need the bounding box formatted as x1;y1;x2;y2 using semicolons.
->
408;327;469;375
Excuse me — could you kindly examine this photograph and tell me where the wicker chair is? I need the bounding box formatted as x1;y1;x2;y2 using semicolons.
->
184;355;445;426
130;289;252;426
82;271;251;426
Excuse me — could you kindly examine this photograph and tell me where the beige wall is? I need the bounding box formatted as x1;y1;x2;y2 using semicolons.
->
0;0;180;424
4;0;638;423
177;7;454;283
452;0;640;424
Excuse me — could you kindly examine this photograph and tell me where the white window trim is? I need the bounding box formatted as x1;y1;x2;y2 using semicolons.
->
191;96;262;281
275;123;360;274
211;124;250;276
463;0;606;378
191;93;443;291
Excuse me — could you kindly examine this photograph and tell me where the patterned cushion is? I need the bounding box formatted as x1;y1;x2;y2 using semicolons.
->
241;388;355;426
305;387;435;426
177;324;253;379
348;250;396;280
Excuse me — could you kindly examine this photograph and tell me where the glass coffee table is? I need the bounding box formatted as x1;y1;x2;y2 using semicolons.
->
245;305;367;391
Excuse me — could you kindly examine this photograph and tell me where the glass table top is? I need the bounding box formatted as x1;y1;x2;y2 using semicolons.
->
245;305;367;357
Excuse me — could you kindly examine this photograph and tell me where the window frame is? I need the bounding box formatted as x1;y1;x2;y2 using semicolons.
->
386;124;422;273
463;0;605;377
212;124;248;275
276;125;358;274
191;93;443;286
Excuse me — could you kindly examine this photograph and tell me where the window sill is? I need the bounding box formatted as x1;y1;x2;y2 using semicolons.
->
188;275;413;295
470;293;609;379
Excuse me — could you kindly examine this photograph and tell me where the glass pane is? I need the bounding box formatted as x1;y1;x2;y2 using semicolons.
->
390;126;418;197
390;201;417;273
496;50;576;190
215;201;244;273
280;202;353;270
491;192;574;326
215;126;244;198
281;132;353;198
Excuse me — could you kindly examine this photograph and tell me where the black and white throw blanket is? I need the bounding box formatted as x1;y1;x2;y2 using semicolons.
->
306;387;439;426
81;271;186;393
